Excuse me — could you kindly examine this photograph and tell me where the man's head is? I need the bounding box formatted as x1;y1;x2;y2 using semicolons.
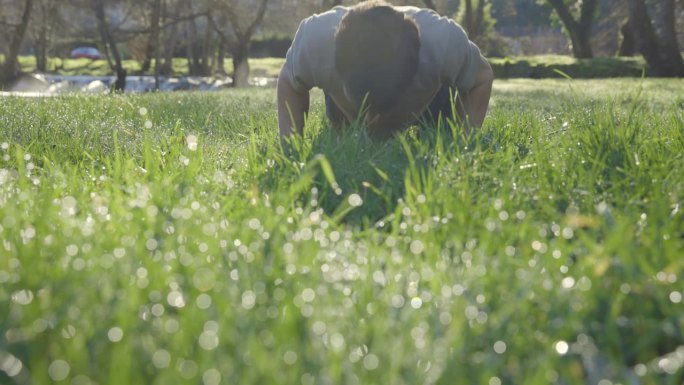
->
334;0;420;116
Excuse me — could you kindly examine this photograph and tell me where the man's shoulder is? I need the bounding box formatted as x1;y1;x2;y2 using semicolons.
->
297;6;347;40
400;7;470;62
398;6;463;36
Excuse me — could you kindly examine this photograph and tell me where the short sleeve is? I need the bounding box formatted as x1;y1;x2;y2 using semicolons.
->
282;18;315;92
440;21;483;90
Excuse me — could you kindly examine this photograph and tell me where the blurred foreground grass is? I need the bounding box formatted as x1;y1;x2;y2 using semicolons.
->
0;79;683;385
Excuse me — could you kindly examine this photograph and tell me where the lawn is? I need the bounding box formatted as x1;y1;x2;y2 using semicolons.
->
13;56;285;78
8;54;649;79
0;79;682;385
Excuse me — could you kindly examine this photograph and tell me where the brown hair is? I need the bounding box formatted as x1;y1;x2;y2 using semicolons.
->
334;0;420;114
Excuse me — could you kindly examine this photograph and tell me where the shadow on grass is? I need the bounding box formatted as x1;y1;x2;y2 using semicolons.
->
265;118;476;228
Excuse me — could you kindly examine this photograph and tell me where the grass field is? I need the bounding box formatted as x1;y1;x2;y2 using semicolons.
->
7;54;649;79
0;79;683;385
11;56;285;78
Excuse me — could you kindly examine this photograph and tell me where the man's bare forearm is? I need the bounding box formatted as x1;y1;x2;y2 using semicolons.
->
277;71;310;137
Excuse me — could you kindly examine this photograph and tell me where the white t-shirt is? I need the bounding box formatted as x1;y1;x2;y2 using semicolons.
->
281;6;483;122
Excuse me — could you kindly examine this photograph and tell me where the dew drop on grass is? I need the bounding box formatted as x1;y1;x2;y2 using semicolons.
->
301;373;315;385
283;351;298;365
363;354;379;370
329;333;345;351
151;304;164;317
439;312;452;325
493;341;507;354
196;293;212;309
193;269;216;292
186;135;198;151
107;327;124;342
391;295;405;308
348;193;363;207
241;291;256;309
48;360;70;381
11;290;33;305
178;359;198;379
61;325;76;339
410;240;424;255
554;341;569;355
198;331;219;350
349;347;363;363
152;350;171;368
301;288;315;302
312;321;326;335
167;291;186;308
202;369;221;385
619;284;631;294
634;364;647;376
561;277;575;289
1;352;23;378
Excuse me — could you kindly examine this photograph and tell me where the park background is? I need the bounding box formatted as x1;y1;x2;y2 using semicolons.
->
1;0;683;91
0;2;683;385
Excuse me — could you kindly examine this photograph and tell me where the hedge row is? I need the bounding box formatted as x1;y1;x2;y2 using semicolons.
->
490;55;649;79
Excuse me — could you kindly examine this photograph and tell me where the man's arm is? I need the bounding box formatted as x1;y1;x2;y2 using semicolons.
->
455;55;494;130
277;68;310;137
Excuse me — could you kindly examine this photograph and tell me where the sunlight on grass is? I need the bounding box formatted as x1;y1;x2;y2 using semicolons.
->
15;56;285;78
0;79;682;385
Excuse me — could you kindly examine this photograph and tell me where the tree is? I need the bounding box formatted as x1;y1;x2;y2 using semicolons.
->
29;0;59;72
545;0;598;58
0;0;34;85
626;0;684;76
460;0;489;41
92;0;127;91
207;0;270;87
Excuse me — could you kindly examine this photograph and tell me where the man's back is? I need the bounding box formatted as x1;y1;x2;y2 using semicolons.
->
277;1;493;138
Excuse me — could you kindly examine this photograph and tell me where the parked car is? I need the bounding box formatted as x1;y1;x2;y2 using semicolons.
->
70;47;105;60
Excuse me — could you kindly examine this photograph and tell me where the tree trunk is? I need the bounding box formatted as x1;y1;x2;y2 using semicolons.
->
626;0;683;76
460;0;488;40
463;0;474;36
35;23;48;72
201;21;213;75
141;38;153;74
217;38;227;76
186;16;199;75
659;0;684;76
216;0;270;87
232;43;250;87
92;0;126;91
618;19;636;56
33;0;57;73
160;0;182;76
1;0;34;85
570;27;594;59
151;0;162;90
546;0;597;58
